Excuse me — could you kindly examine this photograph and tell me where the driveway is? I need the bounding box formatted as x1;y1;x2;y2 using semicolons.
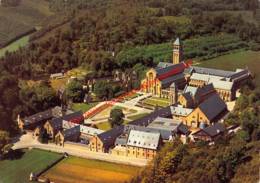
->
12;133;149;167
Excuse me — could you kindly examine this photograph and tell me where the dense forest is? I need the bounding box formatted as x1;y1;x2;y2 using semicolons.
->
0;0;259;141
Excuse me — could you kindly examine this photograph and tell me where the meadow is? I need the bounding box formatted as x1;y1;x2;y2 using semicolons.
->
0;0;53;51
41;156;140;183
0;35;30;58
197;51;260;87
0;149;62;183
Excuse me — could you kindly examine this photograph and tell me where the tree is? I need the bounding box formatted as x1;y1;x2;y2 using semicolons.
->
93;80;113;100
109;108;124;127
65;80;84;102
19;81;59;113
0;130;10;159
235;95;249;111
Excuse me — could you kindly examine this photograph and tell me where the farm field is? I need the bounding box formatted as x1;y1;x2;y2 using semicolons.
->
197;51;260;87
0;35;30;57
0;0;54;50
41;156;140;183
116;34;247;64
0;149;62;183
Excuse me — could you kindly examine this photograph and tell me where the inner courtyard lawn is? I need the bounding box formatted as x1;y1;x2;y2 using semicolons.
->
142;97;170;107
96;121;111;131
0;149;62;183
41;156;140;183
197;51;260;87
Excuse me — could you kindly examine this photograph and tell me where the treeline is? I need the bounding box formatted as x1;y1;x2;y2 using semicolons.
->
0;0;260;135
2;0;260;78
130;85;260;183
145;0;259;14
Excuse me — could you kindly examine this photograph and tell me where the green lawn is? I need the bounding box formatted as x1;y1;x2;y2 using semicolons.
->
142;97;170;107
0;35;30;57
96;122;111;131
0;149;62;183
128;113;149;120
72;102;99;113
197;51;260;87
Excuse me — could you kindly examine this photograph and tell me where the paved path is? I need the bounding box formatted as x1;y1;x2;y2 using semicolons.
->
13;133;149;167
123;93;152;106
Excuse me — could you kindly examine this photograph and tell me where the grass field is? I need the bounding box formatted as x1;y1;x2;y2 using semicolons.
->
0;35;30;57
96;122;111;131
198;51;260;87
0;0;54;56
0;0;53;27
0;0;53;47
0;149;62;183
41;156;140;183
72;102;99;113
142;97;170;107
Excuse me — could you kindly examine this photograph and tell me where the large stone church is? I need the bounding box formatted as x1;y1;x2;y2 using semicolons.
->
141;38;251;102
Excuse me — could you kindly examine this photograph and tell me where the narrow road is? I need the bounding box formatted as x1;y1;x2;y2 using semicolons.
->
13;133;149;167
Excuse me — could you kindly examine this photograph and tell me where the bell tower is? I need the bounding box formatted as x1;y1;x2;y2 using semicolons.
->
169;82;178;105
173;38;182;64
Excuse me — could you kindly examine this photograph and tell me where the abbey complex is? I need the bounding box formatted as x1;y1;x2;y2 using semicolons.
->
141;38;251;103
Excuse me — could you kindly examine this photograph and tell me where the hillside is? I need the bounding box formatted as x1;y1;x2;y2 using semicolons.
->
0;0;53;48
0;1;259;182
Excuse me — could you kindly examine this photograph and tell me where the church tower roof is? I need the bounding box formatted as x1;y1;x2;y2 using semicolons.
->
174;38;180;45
